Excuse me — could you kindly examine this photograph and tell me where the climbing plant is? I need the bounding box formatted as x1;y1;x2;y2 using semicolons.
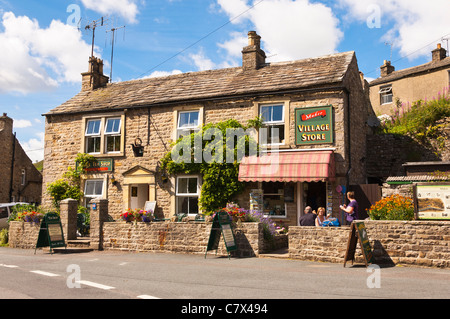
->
46;153;96;209
160;118;261;215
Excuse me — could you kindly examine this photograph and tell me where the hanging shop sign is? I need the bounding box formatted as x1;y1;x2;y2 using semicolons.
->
77;158;114;172
295;105;334;145
413;183;450;220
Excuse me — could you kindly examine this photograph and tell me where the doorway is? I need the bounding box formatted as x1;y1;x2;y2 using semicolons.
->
130;184;149;210
301;181;327;214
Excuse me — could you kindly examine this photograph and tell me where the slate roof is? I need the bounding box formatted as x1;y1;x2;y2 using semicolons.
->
45;51;355;116
369;57;450;86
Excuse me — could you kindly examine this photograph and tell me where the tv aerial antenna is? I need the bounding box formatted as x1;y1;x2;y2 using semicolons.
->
441;37;450;57
384;42;393;62
84;16;110;59
106;25;126;83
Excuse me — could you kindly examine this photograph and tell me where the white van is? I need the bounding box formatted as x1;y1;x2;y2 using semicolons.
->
0;203;29;229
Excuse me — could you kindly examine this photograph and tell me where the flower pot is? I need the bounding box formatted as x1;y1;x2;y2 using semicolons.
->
142;216;152;223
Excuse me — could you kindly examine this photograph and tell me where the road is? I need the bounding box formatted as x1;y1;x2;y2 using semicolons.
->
0;246;449;313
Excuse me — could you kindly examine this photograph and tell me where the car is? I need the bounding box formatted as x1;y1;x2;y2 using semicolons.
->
0;203;29;229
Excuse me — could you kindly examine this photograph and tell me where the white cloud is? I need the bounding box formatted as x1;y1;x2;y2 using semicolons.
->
216;0;343;62
13;119;32;129
81;0;141;24
142;69;183;79
0;12;93;94
338;0;450;60
21;132;45;163
189;49;216;71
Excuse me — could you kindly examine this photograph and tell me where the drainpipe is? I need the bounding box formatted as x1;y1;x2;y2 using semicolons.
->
9;132;16;202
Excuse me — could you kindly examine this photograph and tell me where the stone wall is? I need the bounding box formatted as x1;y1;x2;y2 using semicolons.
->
8;221;40;249
289;220;450;268
103;221;287;257
366;118;450;181
8;218;288;258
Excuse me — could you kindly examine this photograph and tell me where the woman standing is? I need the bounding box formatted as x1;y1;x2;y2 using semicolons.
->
340;191;359;225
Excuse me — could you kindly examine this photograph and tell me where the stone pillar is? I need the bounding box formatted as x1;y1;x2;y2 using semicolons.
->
60;198;78;241
90;198;109;250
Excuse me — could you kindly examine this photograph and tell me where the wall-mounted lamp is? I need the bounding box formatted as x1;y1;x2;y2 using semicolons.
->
110;174;117;185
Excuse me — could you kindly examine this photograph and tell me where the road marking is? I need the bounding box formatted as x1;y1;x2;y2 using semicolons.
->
0;264;19;268
137;295;160;299
30;270;60;277
76;280;115;290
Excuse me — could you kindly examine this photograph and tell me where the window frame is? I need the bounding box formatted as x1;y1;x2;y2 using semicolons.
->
175;175;200;216
104;117;122;153
176;110;200;140
83;179;105;208
259;104;286;146
82;113;125;156
379;85;393;105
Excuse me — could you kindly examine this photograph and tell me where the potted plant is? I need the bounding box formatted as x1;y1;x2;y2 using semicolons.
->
120;210;135;223
142;210;154;223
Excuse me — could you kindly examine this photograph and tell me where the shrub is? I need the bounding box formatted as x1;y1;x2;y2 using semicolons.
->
367;194;414;221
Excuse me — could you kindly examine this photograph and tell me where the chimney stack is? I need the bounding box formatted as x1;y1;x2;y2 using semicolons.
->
380;60;395;77
432;43;447;62
81;57;109;91
242;31;266;70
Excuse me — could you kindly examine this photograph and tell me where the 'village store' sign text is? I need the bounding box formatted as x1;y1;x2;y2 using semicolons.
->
295;105;334;145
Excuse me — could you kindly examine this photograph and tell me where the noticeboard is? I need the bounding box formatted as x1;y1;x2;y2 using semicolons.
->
35;212;66;254
413;183;450;220
205;211;237;258
344;221;373;267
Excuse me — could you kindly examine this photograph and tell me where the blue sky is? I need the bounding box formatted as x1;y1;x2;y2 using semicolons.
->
1;0;450;162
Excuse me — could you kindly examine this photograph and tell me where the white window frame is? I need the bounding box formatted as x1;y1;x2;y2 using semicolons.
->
85;119;102;154
104;117;122;153
21;169;26;186
176;110;200;140
83;179;104;208
379;86;393;105
260;104;285;146
82;114;125;156
175;176;200;216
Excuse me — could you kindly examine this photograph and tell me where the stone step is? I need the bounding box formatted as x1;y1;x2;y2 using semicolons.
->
67;238;91;247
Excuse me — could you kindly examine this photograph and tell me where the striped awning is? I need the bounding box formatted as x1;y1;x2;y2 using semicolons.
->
238;151;335;183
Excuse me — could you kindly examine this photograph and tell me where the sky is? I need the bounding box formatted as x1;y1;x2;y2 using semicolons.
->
1;0;450;163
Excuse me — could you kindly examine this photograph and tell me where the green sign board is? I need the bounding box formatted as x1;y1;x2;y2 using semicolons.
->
35;212;66;254
344;221;373;267
295;105;334;145
77;158;114;172
205;211;237;259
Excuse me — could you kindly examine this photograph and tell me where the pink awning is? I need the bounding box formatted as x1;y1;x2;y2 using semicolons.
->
238;151;335;182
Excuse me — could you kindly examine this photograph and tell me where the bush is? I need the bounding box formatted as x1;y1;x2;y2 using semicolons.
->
378;87;450;142
367;194;414;221
0;228;8;246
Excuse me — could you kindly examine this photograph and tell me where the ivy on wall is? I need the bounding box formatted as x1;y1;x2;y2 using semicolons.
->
160;118;262;215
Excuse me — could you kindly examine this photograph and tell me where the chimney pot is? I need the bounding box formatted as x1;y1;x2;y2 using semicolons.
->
242;31;266;70
380;60;395;77
432;43;447;62
81;56;109;91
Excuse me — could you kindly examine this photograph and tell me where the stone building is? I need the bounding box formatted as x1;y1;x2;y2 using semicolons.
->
43;31;374;226
0;113;42;204
370;43;450;115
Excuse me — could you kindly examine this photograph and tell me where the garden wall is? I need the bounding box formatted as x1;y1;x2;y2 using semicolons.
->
8;220;288;258
102;221;287;257
289;220;450;268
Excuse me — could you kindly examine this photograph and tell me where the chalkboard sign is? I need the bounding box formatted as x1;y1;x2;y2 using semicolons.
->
205;211;237;259
343;221;373;267
35;212;66;254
